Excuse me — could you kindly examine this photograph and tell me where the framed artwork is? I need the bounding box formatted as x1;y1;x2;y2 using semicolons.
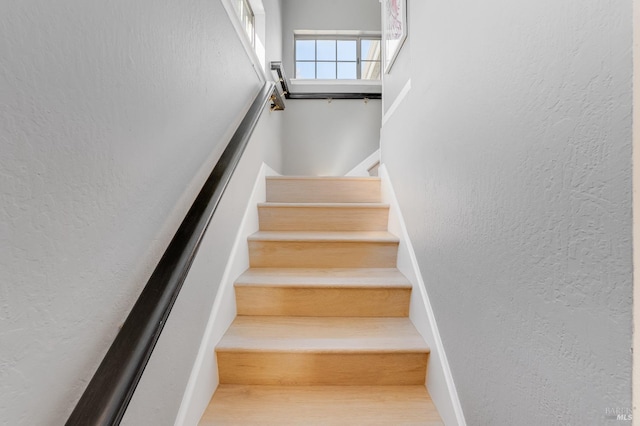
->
383;0;407;73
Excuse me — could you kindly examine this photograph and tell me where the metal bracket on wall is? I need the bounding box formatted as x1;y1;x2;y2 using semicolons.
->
270;89;285;111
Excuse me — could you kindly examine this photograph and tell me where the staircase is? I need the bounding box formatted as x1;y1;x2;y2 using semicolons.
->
199;176;443;425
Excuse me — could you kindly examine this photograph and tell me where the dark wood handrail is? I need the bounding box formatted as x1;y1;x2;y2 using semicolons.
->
288;92;381;100
66;81;277;426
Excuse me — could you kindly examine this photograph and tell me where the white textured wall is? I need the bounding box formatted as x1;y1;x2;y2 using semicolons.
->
634;0;640;418
381;29;410;115
0;0;268;424
381;0;632;424
264;0;284;76
124;0;285;420
282;99;381;175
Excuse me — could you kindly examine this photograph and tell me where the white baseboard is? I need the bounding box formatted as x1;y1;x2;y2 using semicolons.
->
174;162;278;426
379;164;467;426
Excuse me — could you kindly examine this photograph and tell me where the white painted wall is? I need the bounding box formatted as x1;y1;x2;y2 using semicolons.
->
281;0;381;79
124;1;285;423
282;99;381;175
381;25;410;115
278;0;382;176
634;0;640;419
379;165;465;425
380;0;632;424
0;0;281;424
264;0;284;76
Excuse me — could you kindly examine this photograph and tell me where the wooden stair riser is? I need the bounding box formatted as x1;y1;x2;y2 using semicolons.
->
258;204;390;231
216;351;428;386
266;177;381;203
248;240;399;268
200;385;444;425
235;286;410;317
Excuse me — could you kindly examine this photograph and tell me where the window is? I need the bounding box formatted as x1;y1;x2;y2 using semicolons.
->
295;36;381;80
234;0;255;46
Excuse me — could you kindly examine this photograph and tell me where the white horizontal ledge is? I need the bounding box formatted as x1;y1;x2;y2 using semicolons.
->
290;79;382;94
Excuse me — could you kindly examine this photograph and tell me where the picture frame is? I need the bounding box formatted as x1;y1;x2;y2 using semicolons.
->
383;0;407;73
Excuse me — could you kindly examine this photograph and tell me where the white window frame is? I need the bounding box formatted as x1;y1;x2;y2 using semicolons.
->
234;0;255;47
221;0;267;81
294;34;381;80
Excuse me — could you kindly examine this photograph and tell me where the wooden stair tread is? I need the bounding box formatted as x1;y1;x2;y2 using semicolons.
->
258;203;390;231
266;176;382;203
248;230;399;243
199;385;444;425
235;268;411;317
235;267;412;288
267;176;382;181
258;202;390;208
216;316;429;353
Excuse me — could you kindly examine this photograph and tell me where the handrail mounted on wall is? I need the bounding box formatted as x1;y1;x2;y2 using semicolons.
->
66;82;278;426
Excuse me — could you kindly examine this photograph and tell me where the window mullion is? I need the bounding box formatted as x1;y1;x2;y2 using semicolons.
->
335;41;338;79
356;37;361;79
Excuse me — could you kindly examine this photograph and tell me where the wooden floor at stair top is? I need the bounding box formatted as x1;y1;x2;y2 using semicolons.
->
199;385;444;425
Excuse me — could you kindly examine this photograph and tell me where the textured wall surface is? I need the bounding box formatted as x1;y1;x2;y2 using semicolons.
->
0;0;265;424
381;0;632;424
264;0;284;77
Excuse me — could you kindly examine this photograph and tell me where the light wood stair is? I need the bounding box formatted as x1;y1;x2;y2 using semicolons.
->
235;268;411;317
200;176;443;425
258;202;390;231
248;231;399;268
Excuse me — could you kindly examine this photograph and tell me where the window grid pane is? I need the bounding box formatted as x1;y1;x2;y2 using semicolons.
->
296;62;316;79
361;39;381;61
317;61;337;79
234;0;255;47
361;61;381;80
317;40;336;60
337;40;357;61
296;40;316;61
338;62;357;79
295;36;381;80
